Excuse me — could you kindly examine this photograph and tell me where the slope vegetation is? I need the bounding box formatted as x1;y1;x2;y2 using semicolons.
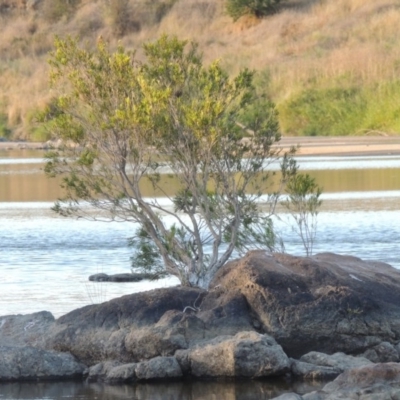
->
1;0;400;139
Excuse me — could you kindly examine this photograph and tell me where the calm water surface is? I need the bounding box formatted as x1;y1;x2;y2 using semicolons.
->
1;150;400;400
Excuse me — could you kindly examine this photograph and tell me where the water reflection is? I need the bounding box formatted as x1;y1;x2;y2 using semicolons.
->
0;379;325;400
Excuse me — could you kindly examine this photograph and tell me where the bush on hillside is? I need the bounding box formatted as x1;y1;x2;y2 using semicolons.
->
41;0;80;22
226;0;282;21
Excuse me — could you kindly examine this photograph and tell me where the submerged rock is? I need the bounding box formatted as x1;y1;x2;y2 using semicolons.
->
88;273;153;282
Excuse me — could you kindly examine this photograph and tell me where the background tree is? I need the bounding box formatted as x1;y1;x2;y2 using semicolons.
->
281;173;322;256
226;0;282;21
41;35;297;288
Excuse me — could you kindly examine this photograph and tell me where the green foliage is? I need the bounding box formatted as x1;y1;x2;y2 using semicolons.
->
279;87;366;136
361;80;400;134
282;173;322;256
43;34;297;288
278;79;400;136
226;0;282;21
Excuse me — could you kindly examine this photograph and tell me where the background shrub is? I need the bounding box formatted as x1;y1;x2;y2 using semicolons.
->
226;0;282;21
41;0;80;23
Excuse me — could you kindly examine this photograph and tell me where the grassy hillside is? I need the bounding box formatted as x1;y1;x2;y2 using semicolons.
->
1;0;400;139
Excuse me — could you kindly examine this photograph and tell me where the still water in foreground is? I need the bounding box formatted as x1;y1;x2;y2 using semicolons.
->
1;153;400;399
0;379;327;400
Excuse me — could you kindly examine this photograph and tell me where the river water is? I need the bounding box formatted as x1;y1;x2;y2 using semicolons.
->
1;149;400;399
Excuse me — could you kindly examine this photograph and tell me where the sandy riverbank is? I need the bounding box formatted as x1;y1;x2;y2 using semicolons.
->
1;136;400;157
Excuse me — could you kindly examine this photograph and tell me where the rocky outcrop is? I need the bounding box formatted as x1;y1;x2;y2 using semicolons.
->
42;252;400;372
4;252;400;386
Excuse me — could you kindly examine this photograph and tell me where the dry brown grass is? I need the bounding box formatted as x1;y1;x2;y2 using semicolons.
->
1;0;400;137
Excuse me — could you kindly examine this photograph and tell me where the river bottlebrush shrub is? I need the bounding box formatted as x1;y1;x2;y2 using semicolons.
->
41;35;299;288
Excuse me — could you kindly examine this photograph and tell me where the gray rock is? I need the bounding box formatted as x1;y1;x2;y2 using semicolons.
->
0;311;55;348
299;352;373;372
362;341;399;363
106;363;137;383
0;346;86;381
135;357;182;380
86;360;122;382
291;359;341;380
179;331;290;378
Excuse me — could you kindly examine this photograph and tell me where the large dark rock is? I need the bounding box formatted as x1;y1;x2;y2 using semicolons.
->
210;251;400;358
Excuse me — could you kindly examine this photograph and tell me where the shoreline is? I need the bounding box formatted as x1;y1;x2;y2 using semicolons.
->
2;136;400;157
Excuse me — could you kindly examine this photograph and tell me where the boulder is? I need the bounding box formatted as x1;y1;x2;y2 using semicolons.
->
0;346;86;381
87;357;182;383
175;331;290;378
299;352;373;371
135;356;182;380
85;360;122;382
0;311;55;348
362;341;399;363
106;363;137;383
290;359;341;381
210;251;400;357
